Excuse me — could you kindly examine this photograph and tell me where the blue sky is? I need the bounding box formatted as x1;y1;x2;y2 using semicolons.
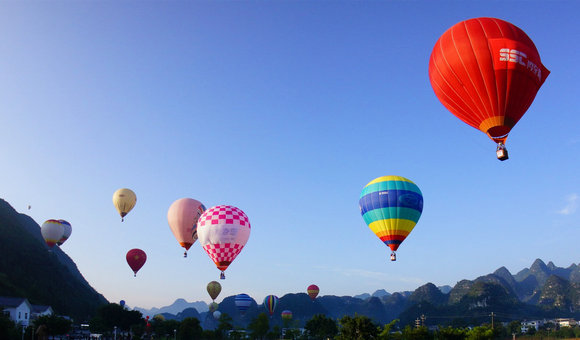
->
0;1;578;310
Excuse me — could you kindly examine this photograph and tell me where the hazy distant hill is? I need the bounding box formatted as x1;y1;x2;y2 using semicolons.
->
0;199;107;321
133;298;209;316
205;259;579;328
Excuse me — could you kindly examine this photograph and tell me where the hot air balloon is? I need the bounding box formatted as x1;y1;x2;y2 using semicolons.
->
113;188;137;221
235;293;252;315
208;302;219;313
41;220;65;250
197;205;251;279
359;176;423;261
126;248;147;277
263;295;278;316
167;198;206;257
213;311;221;320
307;284;319;301
207;281;222;302
281;310;292;321
120;300;126;308
56;220;72;246
429;17;549;161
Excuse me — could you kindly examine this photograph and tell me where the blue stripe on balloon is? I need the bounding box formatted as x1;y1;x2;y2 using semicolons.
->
360;180;422;198
359;190;423;216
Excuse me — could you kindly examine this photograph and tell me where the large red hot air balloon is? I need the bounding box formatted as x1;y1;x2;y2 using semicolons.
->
126;248;147;277
429;17;549;161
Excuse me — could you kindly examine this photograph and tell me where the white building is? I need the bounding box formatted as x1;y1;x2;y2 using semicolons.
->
0;296;32;326
521;319;545;333
31;305;54;319
553;318;578;327
1;296;54;327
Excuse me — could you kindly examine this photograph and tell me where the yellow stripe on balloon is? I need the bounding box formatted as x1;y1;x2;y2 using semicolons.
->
365;175;415;187
368;219;417;234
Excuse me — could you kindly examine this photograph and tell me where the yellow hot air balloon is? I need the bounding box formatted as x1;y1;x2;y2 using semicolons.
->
113;188;137;222
207;281;222;301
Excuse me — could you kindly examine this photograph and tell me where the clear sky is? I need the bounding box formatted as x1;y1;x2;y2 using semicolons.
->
0;1;578;310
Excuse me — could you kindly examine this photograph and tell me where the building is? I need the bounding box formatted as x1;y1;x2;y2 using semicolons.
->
553;318;578;328
521;319;545;333
0;296;32;326
31;305;54;319
0;296;54;327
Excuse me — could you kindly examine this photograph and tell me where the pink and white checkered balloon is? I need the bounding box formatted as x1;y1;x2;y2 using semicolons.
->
197;205;251;279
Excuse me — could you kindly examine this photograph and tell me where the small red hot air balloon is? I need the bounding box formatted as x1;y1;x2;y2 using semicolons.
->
307;284;319;301
126;248;147;277
429;17;549;160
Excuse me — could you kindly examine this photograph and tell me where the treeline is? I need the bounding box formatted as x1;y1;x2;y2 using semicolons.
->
3;303;580;340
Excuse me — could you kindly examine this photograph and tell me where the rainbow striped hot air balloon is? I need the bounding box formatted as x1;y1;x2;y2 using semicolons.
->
359;176;423;261
263;295;278;316
307;284;319;301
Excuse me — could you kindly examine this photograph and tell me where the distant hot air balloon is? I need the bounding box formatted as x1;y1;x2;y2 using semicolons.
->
213;311;221;320
208;302;219;313
197;205;251;279
207;281;222;302
126;248;147;277
359;176;423;261
263;295;278;316
167;198;206;257
235;293;252;315
113;188;137;221
429;17;549;161
307;284;319;301
120;300;126;308
41;220;65;250
56;220;72;246
281;310;292;321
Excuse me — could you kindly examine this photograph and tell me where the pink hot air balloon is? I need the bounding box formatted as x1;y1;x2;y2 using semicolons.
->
197;205;251;279
126;248;147;277
167;198;206;257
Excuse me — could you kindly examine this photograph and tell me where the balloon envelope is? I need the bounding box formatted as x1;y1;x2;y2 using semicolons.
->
126;248;147;276
167;198;206;255
307;284;319;300
41;220;65;249
120;300;126;307
213;311;221;320
197;205;251;278
359;176;423;254
208;302;219;313
113;188;137;221
281;310;292;320
234;293;252;314
56;220;72;246
263;295;278;316
429;17;549;146
207;281;222;301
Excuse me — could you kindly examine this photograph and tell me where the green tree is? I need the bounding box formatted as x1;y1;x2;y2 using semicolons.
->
305;314;338;340
507;321;521;335
378;319;399;340
177;317;202;340
465;325;494;340
434;326;467;340
33;314;72;336
248;313;270;339
401;325;432;340
336;314;378;340
0;312;20;340
89;303;143;333
216;312;234;337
